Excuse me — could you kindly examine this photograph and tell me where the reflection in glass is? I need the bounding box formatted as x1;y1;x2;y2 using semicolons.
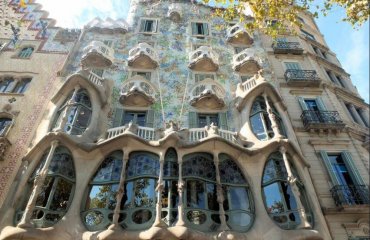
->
187;180;205;209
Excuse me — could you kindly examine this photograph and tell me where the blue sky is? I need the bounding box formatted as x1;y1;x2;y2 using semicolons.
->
37;0;369;103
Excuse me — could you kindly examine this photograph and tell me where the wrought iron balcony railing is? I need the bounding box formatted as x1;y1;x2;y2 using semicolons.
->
330;185;369;207
285;70;320;82
272;42;303;54
301;110;345;130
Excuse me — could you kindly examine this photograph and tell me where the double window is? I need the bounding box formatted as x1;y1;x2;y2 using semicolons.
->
188;112;228;129
112;109;155;128
0;77;31;94
139;19;158;33
18;47;34;58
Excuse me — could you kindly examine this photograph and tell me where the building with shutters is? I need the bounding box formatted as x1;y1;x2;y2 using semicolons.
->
0;0;369;240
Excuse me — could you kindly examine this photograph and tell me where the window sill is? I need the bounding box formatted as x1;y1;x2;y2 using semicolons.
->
0;92;24;97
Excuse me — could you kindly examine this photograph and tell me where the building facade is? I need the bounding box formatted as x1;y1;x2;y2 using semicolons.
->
0;0;369;239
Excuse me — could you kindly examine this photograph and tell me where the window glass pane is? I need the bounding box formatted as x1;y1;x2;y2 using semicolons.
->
228;187;250;211
126;153;159;178
183;154;216;181
0;118;12;135
250;114;266;140
121;181;133;209
134;178;156;207
304;100;318;111
92;155;122;183
219;158;246;184
198;115;207;127
86;184;119;210
280;182;297;210
35;176;55;207
206;183;219;211
49;178;73;211
137;113;146;126
187;180;205;209
263;182;285;213
170;181;179;208
123;112;135;124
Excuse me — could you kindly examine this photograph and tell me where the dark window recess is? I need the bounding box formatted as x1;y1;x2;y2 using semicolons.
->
123;112;147;126
198;114;219;127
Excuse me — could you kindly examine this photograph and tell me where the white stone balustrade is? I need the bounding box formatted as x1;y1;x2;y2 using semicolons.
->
106;124;155;141
189;46;219;67
81;41;114;67
128;43;159;63
88;71;104;86
235;73;267;98
188;128;208;142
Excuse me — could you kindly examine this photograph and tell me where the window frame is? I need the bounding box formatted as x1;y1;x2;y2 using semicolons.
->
191;21;210;38
138;18;159;34
18;46;35;58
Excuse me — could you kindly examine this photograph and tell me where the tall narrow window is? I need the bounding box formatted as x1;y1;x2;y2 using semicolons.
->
18;47;34;58
0;117;12;136
53;89;92;135
250;96;285;140
82;151;123;231
262;152;312;229
13;78;31;93
191;22;209;36
0;77;14;93
15;146;75;228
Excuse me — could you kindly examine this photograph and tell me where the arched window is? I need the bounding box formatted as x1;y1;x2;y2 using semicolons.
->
219;154;254;232
262;152;312;229
250;96;285;140
15;146;75;228
18;47;34;58
53;89;92;135
183;153;218;231
82;151;123;231
161;148;179;226
82;151;159;231
0;117;12;136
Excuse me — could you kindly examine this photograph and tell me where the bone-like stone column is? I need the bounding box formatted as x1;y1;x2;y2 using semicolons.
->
18;140;59;228
175;153;185;226
263;93;283;139
279;146;310;229
55;85;81;132
153;152;165;227
108;150;129;230
213;153;229;231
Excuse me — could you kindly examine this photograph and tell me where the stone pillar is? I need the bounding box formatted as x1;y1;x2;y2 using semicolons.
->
358;108;369;127
263;93;283;139
18;140;59;228
175;154;185;226
213;153;229;231
348;104;366;127
153;152;165;227
55;85;81;132
279;146;310;229
108;150;129;230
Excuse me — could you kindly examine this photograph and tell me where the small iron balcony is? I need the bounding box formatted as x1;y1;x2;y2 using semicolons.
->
330;185;369;207
285;70;321;87
272;42;303;54
301;110;345;131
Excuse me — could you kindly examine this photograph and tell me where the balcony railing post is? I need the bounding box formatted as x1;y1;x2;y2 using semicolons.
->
331;185;369;207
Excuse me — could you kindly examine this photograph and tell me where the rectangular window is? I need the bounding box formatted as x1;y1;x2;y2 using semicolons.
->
132;71;152;81
13;78;31;94
0;77;14;93
327;153;355;186
301;29;315;40
197;114;219;128
139;19;158;33
240;75;253;82
194;73;214;83
304;99;319;111
191;22;209;37
123;111;147;127
284;62;301;70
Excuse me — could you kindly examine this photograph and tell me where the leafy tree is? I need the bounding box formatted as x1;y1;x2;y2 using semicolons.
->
200;0;369;37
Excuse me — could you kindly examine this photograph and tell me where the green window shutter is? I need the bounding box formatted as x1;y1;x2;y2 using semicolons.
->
319;151;341;186
203;23;209;35
316;97;327;111
152;20;157;33
218;112;228;130
298;97;308;111
139;19;145;32
285;62;301;70
188;112;198;128
341;151;365;185
191;23;197;35
146;109;155;128
112;108;124;128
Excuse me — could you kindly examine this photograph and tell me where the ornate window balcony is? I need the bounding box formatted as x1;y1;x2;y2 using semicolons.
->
188;46;219;72
107;122;156;141
284;69;321;87
330;185;369;207
272;42;303;54
233;48;262;74
119;75;156;107
189;80;225;110
301;110;345;131
226;23;253;45
188;125;238;144
235;73;267;100
128;42;159;69
81;41;114;68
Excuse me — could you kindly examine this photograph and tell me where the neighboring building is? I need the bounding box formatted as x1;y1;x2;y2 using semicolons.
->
0;0;369;239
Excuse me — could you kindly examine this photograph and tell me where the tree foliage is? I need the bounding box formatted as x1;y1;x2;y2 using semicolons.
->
200;0;369;37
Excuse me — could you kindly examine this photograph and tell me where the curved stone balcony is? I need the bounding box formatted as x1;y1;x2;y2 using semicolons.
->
119;76;156;107
167;3;182;22
81;41;114;68
188;46;219;72
128;43;159;69
233;48;262;74
189;79;225;109
226;23;254;45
